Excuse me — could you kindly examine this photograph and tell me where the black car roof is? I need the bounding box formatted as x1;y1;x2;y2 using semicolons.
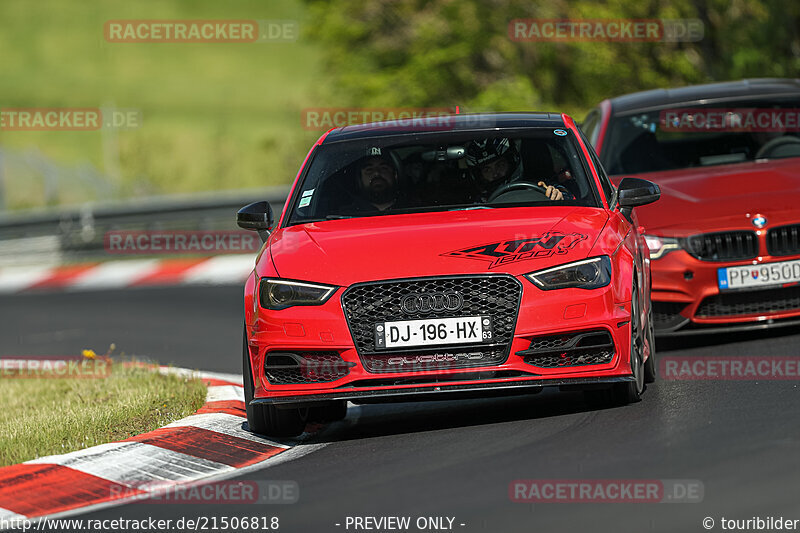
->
323;112;566;142
608;78;800;115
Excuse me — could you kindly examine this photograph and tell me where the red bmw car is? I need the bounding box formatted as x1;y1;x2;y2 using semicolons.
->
583;79;800;335
237;113;659;437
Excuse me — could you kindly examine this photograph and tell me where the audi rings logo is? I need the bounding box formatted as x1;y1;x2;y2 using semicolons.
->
400;292;464;314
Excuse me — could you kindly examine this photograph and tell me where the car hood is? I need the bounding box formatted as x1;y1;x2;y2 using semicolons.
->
265;207;609;286
619;158;800;234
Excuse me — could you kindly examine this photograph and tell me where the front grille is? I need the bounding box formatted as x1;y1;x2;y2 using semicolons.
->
264;351;352;385
696;285;800;317
652;301;689;330
518;330;615;368
341;275;522;373
685;231;758;261
767;224;800;256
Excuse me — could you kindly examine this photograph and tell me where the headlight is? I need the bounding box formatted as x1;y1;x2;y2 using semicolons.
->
525;256;612;290
259;279;337;310
644;235;680;260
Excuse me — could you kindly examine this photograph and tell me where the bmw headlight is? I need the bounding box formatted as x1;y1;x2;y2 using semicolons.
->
525;256;612;290
644;235;680;260
259;279;337;309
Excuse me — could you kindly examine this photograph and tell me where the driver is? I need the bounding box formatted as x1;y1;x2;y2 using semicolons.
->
465;138;564;202
344;147;402;213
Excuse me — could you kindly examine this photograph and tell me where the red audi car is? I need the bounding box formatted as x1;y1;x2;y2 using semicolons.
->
237;113;659;437
583;79;800;335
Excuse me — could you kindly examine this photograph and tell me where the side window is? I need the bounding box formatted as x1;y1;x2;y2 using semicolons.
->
591;149;615;206
578;128;615;205
581;109;601;146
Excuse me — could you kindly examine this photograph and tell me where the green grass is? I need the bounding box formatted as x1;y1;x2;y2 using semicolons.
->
0;0;326;209
0;359;207;466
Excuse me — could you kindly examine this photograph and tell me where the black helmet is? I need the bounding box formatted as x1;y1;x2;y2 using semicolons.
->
467;137;520;168
465;138;520;186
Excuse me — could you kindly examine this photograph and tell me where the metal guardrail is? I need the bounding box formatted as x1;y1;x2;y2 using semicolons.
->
0;187;290;265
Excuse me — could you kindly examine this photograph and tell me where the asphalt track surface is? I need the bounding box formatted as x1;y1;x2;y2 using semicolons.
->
3;286;800;532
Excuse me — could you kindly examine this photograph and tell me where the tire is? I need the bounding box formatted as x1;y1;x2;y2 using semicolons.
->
308;401;348;423
585;281;646;407
612;279;645;404
643;306;657;384
243;329;307;437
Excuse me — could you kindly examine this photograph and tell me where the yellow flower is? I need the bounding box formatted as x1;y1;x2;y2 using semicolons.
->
82;349;97;359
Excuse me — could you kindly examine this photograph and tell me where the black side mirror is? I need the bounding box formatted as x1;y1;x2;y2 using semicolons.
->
237;201;274;242
617;177;660;209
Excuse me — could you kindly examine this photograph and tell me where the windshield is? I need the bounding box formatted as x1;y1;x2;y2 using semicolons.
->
287;130;599;226
602;97;800;175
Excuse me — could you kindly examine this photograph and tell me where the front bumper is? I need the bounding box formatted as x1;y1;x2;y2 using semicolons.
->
252;375;635;406
246;274;635;402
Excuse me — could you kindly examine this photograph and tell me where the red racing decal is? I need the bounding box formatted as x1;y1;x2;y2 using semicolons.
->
442;232;588;269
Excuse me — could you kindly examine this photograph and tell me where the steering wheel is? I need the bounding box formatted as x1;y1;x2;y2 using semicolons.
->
755;136;800;159
487;181;550;203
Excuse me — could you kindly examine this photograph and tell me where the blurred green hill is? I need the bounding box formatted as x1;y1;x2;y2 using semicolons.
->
1;0;798;210
0;0;324;209
305;0;799;115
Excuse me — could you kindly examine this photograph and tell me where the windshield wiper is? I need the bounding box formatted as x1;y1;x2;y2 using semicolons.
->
296;215;355;224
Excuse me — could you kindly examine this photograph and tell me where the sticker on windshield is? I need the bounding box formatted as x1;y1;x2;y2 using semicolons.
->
554;129;567;136
298;189;314;208
442;232;588;269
